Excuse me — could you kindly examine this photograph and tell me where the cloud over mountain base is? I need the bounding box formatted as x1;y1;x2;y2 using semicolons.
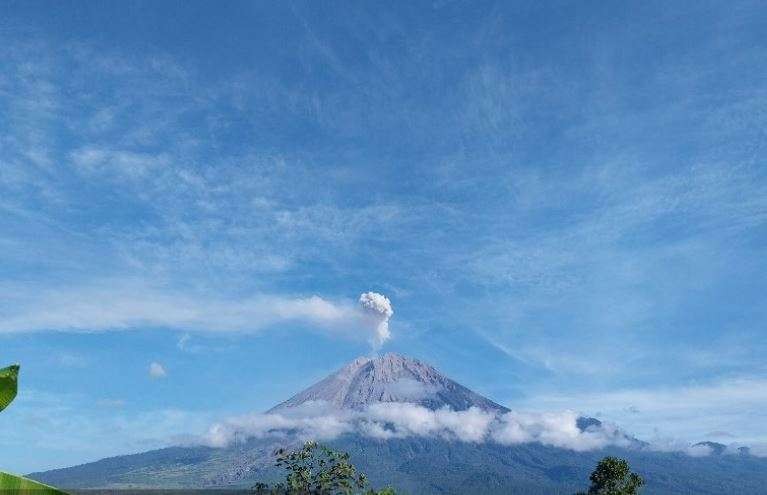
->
202;402;635;452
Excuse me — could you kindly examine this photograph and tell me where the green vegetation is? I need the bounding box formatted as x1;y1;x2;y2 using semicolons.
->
0;364;68;495
253;443;647;495
576;456;644;495
33;433;767;494
0;364;19;412
0;472;66;494
251;441;396;495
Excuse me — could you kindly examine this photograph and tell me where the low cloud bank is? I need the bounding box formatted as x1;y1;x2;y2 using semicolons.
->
649;437;763;458
202;402;633;452
201;402;763;457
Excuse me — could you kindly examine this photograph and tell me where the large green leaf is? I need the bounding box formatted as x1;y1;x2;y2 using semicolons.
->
0;471;67;494
0;367;67;493
0;364;66;495
0;364;19;412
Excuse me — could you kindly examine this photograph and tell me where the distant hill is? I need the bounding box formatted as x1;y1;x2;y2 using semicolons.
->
29;354;767;494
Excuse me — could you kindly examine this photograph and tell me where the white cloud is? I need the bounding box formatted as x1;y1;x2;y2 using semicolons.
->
515;376;767;451
361;402;495;443
201;402;634;452
0;283;395;348
686;443;714;457
202;400;767;457
494;410;631;452
148;362;167;379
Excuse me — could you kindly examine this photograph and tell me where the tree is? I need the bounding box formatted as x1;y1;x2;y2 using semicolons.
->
252;441;396;495
576;456;644;495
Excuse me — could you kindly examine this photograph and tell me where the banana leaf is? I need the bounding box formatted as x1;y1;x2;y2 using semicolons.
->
0;364;19;412
0;366;68;493
0;471;67;494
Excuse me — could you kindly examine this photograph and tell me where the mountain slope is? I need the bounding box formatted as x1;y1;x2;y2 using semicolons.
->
27;353;767;494
30;435;767;495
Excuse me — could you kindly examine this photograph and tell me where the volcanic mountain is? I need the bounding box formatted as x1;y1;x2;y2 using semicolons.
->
29;354;767;495
269;353;508;413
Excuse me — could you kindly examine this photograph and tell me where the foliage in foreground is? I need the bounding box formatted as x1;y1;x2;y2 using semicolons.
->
0;364;69;495
0;364;19;412
0;471;67;494
251;441;396;495
251;441;647;495
575;456;644;495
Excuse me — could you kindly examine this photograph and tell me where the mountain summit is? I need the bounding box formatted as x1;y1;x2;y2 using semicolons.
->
269;353;509;413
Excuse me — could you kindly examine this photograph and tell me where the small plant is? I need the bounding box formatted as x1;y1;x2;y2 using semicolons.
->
252;441;396;495
0;364;68;495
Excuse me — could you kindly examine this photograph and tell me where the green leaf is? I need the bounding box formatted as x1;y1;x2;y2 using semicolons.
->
0;364;19;412
0;471;68;494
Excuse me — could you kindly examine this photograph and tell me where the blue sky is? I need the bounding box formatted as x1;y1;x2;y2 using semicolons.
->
1;0;766;473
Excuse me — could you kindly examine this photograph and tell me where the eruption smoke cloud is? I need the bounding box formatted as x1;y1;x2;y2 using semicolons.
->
358;292;394;348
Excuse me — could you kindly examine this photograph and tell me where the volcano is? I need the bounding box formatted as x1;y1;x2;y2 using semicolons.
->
28;354;767;495
269;353;508;413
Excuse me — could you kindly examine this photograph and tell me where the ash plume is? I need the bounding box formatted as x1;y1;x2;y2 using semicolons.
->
358;292;394;348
